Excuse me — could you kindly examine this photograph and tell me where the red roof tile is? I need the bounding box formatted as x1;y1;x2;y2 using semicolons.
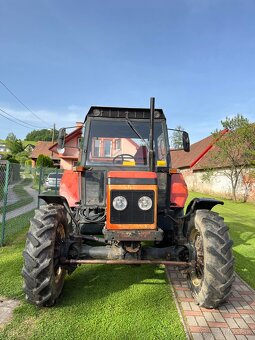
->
171;130;228;170
31;141;60;160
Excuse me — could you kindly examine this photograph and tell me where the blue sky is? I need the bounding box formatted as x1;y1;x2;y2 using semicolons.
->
0;0;255;143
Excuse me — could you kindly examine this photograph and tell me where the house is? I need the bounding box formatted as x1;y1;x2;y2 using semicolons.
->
31;141;61;167
49;122;83;170
0;141;10;153
88;138;139;164
23;142;36;153
171;130;255;201
0;141;10;159
50;123;140;169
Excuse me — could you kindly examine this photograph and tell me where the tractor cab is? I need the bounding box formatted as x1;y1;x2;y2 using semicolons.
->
80;105;172;212
83;106;169;169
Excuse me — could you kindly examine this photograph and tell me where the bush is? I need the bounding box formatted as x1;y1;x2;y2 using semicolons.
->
36;155;54;167
25;159;32;166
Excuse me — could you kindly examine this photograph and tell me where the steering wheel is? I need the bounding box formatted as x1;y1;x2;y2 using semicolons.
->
113;154;136;164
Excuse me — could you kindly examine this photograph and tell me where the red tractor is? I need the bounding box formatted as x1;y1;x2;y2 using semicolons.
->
22;98;234;308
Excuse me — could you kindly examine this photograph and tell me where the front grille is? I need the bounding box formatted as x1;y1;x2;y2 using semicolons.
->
110;190;154;224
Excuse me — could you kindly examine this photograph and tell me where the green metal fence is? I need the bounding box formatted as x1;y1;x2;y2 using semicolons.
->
0;162;61;246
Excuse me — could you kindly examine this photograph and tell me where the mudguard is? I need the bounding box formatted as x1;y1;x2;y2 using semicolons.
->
38;194;70;207
186;197;223;215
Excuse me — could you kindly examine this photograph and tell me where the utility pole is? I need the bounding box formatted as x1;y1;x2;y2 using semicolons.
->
51;123;55;159
52;123;56;144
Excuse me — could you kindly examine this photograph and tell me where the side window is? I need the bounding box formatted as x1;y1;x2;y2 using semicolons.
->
157;133;166;160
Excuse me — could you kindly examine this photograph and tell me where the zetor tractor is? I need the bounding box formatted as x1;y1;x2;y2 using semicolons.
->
22;98;234;308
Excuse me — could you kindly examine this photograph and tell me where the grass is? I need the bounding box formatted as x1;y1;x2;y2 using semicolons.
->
0;179;33;214
188;192;255;289
0;214;186;339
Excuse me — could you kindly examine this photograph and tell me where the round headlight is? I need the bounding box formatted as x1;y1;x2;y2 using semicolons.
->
138;196;152;211
112;196;128;211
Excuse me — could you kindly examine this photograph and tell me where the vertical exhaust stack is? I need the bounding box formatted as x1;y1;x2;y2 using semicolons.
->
149;97;155;172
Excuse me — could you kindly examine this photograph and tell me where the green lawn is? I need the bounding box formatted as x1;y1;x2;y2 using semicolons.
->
0;213;186;340
188;192;255;289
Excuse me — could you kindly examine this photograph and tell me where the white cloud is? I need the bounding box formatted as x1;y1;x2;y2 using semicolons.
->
0;103;87;139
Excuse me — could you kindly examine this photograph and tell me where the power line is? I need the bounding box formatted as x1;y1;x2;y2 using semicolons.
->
0;107;45;129
0;110;35;129
0;79;51;127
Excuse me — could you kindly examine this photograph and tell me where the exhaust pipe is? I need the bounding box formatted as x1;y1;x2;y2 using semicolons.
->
149;97;155;172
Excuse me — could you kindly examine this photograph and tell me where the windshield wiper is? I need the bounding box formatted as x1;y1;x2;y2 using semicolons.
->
125;117;149;149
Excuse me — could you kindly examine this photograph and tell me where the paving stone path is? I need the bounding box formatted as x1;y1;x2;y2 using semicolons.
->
0;184;38;221
0;181;21;208
166;267;255;340
0;297;19;328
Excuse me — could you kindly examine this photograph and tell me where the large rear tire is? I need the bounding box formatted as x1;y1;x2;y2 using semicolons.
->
22;204;68;307
187;209;234;308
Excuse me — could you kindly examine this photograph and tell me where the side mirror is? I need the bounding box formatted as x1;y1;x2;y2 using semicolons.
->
57;128;66;154
182;131;190;152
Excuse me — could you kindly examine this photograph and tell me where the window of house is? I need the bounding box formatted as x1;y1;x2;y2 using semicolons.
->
103;140;112;157
94;139;100;157
115;139;121;150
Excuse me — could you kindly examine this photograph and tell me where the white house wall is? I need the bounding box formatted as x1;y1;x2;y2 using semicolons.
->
181;168;255;201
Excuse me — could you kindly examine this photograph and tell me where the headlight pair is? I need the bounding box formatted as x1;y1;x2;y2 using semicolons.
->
112;195;152;211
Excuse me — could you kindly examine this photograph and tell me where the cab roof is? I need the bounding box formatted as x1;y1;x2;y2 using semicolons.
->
85;106;166;121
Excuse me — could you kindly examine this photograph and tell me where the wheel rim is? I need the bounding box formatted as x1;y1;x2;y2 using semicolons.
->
190;228;204;288
54;223;66;284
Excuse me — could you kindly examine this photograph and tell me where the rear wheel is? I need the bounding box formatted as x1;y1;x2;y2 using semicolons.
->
187;209;234;308
22;204;68;307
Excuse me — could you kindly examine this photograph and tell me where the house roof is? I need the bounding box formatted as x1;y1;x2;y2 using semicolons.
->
171;130;228;170
31;141;60;160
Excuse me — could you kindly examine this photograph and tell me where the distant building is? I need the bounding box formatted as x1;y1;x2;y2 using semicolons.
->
49;122;83;170
171;130;255;201
31;141;60;167
0;141;10;153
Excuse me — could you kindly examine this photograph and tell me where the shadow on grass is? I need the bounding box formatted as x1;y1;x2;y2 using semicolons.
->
59;264;167;307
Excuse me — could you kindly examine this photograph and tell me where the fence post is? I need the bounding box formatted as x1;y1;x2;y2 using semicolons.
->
55;168;59;194
1;161;10;246
37;166;43;208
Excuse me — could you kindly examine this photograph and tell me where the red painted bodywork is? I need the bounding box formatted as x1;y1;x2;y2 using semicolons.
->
170;173;188;208
59;170;80;207
108;171;157;179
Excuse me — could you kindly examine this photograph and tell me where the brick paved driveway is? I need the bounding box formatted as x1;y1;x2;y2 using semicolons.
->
167;267;255;340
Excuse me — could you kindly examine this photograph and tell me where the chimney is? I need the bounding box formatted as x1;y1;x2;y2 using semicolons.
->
76;122;83;128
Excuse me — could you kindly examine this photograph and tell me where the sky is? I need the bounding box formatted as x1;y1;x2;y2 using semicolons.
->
0;0;255;143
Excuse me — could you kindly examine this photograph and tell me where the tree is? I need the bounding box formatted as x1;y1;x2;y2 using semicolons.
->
36;154;54;167
25;129;59;142
208;114;255;201
5;137;24;155
170;125;185;149
15;150;30;165
5;154;19;163
6;132;17;142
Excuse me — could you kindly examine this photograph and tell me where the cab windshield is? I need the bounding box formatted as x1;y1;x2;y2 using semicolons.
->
86;119;167;167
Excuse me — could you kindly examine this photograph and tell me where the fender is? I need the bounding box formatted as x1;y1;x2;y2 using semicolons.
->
38;194;70;207
186;197;223;215
39;194;79;230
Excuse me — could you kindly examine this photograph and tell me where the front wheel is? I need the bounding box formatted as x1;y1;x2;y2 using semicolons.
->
187;209;234;308
22;204;68;307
